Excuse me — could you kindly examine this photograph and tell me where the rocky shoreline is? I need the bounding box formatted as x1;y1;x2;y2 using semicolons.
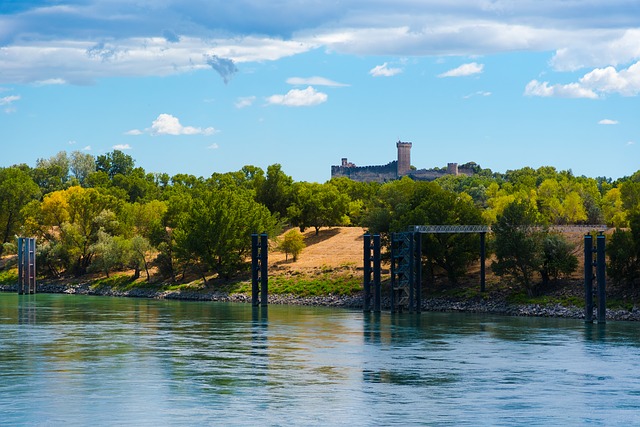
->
2;282;640;322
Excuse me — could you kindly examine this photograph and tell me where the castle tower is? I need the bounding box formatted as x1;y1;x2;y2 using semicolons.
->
396;141;412;177
447;162;459;176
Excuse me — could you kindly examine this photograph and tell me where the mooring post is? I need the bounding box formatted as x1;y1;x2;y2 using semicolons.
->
390;233;396;314
260;233;268;307
373;234;381;313
408;233;415;313
251;234;259;306
414;232;422;313
596;234;606;324
363;234;372;312
480;232;486;292
584;234;594;323
17;237;24;295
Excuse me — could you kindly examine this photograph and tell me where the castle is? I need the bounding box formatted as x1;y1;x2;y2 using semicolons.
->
331;141;477;183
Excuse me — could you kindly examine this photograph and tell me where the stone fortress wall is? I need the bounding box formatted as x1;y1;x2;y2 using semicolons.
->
331;141;476;183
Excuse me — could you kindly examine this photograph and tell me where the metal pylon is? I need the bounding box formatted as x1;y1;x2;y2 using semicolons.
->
390;232;421;313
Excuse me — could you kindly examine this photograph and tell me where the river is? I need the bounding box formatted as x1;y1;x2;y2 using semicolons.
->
1;293;639;426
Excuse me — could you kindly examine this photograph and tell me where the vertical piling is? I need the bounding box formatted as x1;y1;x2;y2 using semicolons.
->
480;232;486;292
17;237;36;294
414;232;422;313
260;233;268;307
251;234;259;306
363;234;372;312
390;233;396;314
408;234;415;313
584;234;594;323
596;234;606;324
373;234;381;313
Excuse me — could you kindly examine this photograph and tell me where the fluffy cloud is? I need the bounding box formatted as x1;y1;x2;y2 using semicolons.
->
0;95;20;105
113;144;132;150
439;62;484;78
525;60;640;98
151;114;216;135
524;80;598;99
204;54;238;84
235;96;256;109
267;86;327;107
127;114;216;136
1;1;640;88
286;76;348;87
598;119;619;125
1;94;20;113
369;63;402;77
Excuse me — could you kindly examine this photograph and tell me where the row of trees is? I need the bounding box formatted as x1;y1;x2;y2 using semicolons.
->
1;149;640;292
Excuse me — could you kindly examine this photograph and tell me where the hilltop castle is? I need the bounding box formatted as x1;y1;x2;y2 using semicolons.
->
331;141;477;183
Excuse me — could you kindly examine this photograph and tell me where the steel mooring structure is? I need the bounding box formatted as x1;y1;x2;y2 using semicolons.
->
363;234;381;312
251;233;268;307
584;233;606;323
17;237;37;294
390;232;422;313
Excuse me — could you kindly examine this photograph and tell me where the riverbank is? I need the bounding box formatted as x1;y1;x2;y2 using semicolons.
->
3;281;640;322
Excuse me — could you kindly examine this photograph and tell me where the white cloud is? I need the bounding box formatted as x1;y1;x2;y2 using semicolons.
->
150;114;216;136
207;143;219;150
33;78;67;86
267;86;327;107
286;76;349;87
113;144;132;150
439;62;484;78
598;119;619;125
82;145;92;151
525;61;640;99
524;80;598;99
463;91;492;99
0;95;20;105
627;141;636;146
125;129;144;136
369;63;403;77
235;96;256;109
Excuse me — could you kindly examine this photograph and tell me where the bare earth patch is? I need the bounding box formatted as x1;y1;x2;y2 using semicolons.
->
270;227;365;271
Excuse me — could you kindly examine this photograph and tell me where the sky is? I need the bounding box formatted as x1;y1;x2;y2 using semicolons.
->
1;1;639;183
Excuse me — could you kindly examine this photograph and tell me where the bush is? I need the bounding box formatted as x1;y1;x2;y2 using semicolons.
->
278;229;306;261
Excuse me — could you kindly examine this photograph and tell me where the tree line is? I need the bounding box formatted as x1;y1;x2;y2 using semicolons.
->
1;149;639;293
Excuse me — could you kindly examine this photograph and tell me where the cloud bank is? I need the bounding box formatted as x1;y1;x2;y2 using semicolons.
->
127;114;216;136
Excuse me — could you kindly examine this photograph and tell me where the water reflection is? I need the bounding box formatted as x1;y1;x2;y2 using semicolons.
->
1;293;640;426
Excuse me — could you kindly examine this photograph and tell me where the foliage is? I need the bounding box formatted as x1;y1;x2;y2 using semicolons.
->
278;229;306;261
288;181;350;234
491;200;543;296
539;233;578;285
174;187;278;280
0;167;41;252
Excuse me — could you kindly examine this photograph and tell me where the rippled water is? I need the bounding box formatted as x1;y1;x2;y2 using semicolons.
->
1;293;640;426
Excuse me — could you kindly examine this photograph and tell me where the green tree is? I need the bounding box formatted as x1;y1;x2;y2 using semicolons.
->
287;182;350;235
278;229;306;261
491;200;543;295
393;182;484;285
69;151;96;186
174;188;278;281
0;167;41;253
255;164;293;219
607;227;639;287
539;233;578;285
96;150;135;179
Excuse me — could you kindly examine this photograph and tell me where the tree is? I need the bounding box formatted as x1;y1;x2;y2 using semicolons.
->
287;182;350;235
0;167;40;253
491;200;543;295
539;233;578;285
255;164;293;219
278;229;306;261
96;150;135;178
393;182;484;285
23;186;123;275
32;151;71;193
69;151;96;186
174;187;278;281
607;228;639;287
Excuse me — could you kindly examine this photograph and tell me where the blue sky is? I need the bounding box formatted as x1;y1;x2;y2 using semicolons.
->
1;1;639;182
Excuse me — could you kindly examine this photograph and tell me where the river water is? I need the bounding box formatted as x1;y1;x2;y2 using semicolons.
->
1;293;639;426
